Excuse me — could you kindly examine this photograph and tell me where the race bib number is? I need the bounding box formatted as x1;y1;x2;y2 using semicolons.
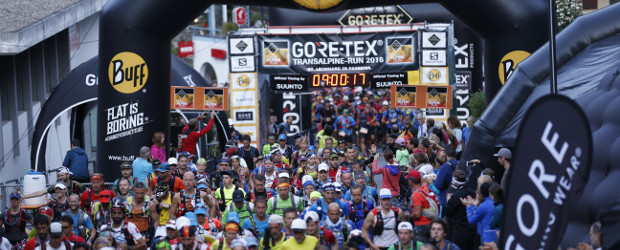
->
360;127;368;134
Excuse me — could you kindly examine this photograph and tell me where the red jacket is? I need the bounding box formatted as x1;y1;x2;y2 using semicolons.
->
180;118;214;155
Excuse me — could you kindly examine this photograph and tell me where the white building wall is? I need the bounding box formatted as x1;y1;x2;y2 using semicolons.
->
0;14;99;184
193;35;229;85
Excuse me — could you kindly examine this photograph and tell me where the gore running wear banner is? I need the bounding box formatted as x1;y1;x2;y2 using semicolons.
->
501;95;592;249
257;32;419;74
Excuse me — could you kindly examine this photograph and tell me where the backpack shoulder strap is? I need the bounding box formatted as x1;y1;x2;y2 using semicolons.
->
272;196;278;213
218;237;224;250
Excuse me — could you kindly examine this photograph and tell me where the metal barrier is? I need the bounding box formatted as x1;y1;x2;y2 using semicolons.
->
0;182;115;211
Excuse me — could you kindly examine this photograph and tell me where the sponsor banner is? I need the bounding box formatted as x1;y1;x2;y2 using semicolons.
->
421;67;448;85
203;87;228;111
235;125;259;142
232;7;248;26
455;71;472;124
229;37;255;55
173;88;194;109
391;85;418;108
337;5;414;26
455;71;472;90
232;108;257;125
426;86;449;108
108;52;148;94
499;50;531;84
422;31;447;48
425;108;445;118
231;90;256;107
421;50;447;66
230;55;256;72
390;85;452;109
371;72;407;89
386;37;414;64
178;41;194;58
169;87;228;111
270;75;309;92
501;95;591;249
269;90;311;140
230;73;257;90
257;32;418;74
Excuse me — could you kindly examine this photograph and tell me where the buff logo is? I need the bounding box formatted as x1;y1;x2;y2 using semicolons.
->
108;52;148;94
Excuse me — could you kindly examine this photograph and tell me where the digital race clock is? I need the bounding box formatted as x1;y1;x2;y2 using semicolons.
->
311;73;367;88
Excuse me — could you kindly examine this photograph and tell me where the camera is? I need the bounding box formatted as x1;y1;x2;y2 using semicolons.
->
399;165;409;171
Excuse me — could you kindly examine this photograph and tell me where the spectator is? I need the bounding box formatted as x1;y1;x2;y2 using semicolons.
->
444;170;475;249
180;112;215;156
434;144;458;213
133;146;153;184
461;182;496;245
488;184;504;230
372;149;401;207
62;139;90;182
151;131;167;163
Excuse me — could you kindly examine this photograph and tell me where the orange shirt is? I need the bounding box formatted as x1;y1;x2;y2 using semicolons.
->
411;185;432;226
151;176;185;193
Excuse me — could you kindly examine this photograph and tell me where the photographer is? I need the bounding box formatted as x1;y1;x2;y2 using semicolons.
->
371;149;402;208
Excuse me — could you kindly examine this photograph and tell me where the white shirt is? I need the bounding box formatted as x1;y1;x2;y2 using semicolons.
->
34;241;73;250
0;237;11;250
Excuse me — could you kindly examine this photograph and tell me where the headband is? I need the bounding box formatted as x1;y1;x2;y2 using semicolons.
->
277;182;290;189
452;177;466;185
226;223;240;232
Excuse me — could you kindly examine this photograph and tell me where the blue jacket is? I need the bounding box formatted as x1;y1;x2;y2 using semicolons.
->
466;197;497;243
62;147;89;178
310;198;350;220
434;159;458;207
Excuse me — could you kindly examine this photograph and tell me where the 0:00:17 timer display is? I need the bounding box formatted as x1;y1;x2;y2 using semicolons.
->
311;73;367;87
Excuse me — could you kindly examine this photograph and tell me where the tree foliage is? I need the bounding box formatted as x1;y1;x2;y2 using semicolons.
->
556;0;583;31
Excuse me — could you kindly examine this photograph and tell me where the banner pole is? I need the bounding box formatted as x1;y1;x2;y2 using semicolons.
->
549;0;558;95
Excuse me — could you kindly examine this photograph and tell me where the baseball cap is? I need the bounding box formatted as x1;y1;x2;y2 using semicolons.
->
39;206;53;216
304;211;320;222
398;221;414;232
58;167;72;175
54;182;67;190
158;163;171;172
246;237;259;247
196;182;209;191
165;219;176;229
278;172;290;178
50;222;63;238
329;153;339;160
10;192;22;199
278;134;287;141
185;212;198;226
318;163;329;172
176;217;190;231
379;188;392;199
195;206;207;215
227;211;241;224
271;149;282;155
233;189;245;203
299;156;307;162
99;190;112;203
291;219;307;231
494;148;512;159
220;170;233;178
168;157;178;165
407;170;422;182
395;137;406;146
268;214;284;225
230;239;247;248
120;162;132;169
382;100;389;105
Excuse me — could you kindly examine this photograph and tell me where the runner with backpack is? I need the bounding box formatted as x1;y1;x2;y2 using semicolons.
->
361;188;405;250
